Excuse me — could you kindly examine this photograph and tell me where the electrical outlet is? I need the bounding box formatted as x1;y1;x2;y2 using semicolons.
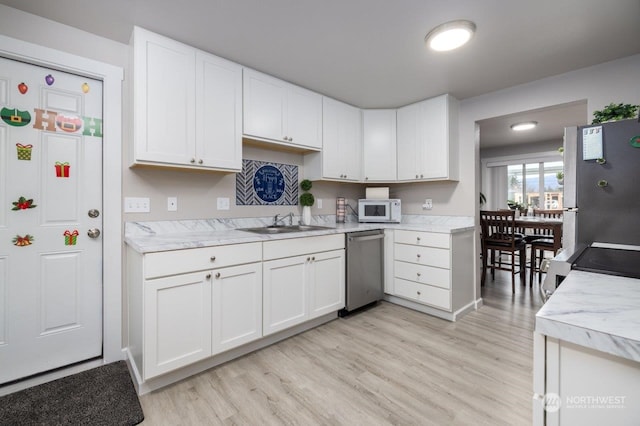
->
124;197;150;213
217;197;230;210
422;198;433;210
317;198;323;209
167;197;178;212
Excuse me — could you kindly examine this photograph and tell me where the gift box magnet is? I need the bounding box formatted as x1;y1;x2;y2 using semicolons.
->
55;162;70;178
64;230;79;245
16;143;33;160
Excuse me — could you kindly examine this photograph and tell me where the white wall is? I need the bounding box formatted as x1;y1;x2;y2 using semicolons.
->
462;53;640;301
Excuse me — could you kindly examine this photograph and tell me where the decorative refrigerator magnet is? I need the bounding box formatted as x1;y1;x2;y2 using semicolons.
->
16;143;33;160
81;82;90;93
45;74;55;86
12;234;34;246
17;82;28;94
63;230;79;245
1;107;31;126
11;196;36;210
54;161;70;178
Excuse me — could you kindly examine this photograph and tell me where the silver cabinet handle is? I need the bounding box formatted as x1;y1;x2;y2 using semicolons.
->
190;158;195;163
311;256;315;261
417;291;421;295
206;273;211;279
417;237;421;241
307;257;311;261
215;272;221;279
417;272;421;277
210;256;216;262
415;174;419;179
283;136;288;141
416;254;421;258
198;159;203;164
87;228;101;238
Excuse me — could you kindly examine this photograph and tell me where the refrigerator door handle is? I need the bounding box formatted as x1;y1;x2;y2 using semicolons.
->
563;207;579;212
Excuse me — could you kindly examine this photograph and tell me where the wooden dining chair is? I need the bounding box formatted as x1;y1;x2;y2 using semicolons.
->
480;210;527;292
529;209;563;283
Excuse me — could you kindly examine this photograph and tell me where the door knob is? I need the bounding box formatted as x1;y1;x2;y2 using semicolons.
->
87;228;101;238
88;209;100;218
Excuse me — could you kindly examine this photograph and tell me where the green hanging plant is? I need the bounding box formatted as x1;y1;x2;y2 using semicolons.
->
592;103;639;124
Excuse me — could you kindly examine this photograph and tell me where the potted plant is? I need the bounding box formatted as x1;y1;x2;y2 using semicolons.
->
299;179;314;225
556;171;564;185
507;200;526;216
591;103;639;124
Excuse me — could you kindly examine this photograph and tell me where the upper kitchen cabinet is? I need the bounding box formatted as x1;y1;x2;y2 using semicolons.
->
363;109;397;182
396;94;459;181
131;27;242;171
243;69;322;151
304;97;362;181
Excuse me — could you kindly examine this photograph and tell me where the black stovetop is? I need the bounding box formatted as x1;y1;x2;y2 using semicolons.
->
572;246;640;279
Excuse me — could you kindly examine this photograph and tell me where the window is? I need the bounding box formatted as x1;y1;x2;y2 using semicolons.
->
507;161;563;210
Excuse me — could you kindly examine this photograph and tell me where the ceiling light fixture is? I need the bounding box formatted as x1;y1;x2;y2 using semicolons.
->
510;121;538;131
425;20;476;52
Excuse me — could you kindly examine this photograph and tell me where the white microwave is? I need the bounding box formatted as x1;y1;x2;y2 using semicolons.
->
358;199;401;223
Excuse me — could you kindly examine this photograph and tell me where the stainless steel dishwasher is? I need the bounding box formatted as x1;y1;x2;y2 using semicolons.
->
339;229;384;316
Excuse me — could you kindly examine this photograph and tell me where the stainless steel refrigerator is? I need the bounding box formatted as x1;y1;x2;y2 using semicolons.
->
545;118;640;293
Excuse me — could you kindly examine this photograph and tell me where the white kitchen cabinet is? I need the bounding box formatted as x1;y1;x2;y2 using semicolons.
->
396;94;459;181
262;234;345;336
304;97;362;181
243;69;322;150
143;271;212;379
211;262;263;355
363;109;397;181
385;229;474;321
131;27;242;171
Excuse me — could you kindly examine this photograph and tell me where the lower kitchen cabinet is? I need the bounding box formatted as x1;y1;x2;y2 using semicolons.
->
143;271;213;379
211;262;262;355
385;229;474;320
263;234;345;336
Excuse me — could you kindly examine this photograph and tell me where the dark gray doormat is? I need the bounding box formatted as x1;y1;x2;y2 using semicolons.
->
0;361;144;426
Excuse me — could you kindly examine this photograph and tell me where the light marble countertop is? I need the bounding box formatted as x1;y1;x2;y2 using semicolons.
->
125;214;474;254
535;270;640;363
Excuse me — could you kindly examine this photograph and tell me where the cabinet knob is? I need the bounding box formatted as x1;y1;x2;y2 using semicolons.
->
311;256;315;261
307;257;311;261
343;174;347;179
198;159;203;164
365;177;368;180
417;291;421;296
215;272;221;279
420;174;424;178
416;254;421;258
417;272;421;277
288;137;293;142
190;158;196;163
283;136;288;141
415;174;419;179
417;237;421;241
210;256;216;262
206;273;211;279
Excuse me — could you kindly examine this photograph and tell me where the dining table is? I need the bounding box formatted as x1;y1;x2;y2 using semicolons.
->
514;215;563;252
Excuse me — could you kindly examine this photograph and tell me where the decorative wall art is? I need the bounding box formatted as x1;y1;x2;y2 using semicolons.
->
12;234;34;246
12;196;36;210
236;159;298;205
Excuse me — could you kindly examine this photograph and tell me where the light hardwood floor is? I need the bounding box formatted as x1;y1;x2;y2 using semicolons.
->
140;272;544;425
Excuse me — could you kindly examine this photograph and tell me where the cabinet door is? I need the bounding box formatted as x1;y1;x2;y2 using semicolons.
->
287;85;322;149
133;28;195;165
143;271;212;379
211;263;262;355
420;95;449;179
321;97;362;180
263;255;309;336
195;52;242;171
243;69;285;142
396;102;420;180
363;109;397;181
308;249;345;319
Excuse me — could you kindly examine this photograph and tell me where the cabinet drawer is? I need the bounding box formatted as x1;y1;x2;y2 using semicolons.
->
394;278;451;311
394;243;450;269
144;242;262;279
394;230;450;249
263;234;344;260
394;261;450;289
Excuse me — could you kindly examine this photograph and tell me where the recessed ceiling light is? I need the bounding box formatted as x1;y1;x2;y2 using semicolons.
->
511;121;538;131
425;20;476;52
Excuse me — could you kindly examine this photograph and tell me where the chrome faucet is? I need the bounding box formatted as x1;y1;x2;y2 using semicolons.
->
273;212;294;226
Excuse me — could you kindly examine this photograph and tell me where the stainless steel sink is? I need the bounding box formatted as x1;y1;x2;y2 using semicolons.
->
239;225;334;234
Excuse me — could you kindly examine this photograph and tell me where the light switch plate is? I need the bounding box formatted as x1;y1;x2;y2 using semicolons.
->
317;198;323;209
217;197;230;210
167;197;178;212
422;198;433;210
124;197;150;213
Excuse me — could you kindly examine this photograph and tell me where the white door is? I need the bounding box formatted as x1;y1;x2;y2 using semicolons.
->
0;57;103;384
